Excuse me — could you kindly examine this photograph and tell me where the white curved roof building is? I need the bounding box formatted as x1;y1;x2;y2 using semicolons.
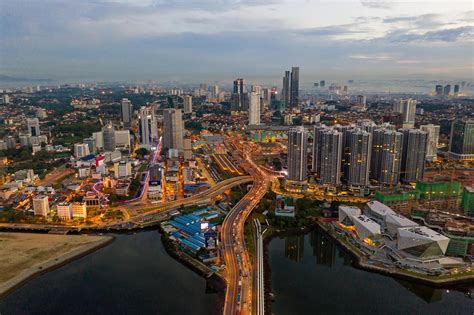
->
352;215;381;239
365;200;396;223
397;226;450;257
338;205;361;226
385;213;418;235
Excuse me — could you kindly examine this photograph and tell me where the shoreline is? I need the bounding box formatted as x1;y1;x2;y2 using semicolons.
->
262;225;314;315
262;222;474;314
158;226;226;315
317;221;474;286
0;227;226;314
0;234;114;299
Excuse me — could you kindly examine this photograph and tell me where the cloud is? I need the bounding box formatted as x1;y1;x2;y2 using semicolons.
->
294;24;365;37
0;0;473;81
382;14;446;29
458;10;474;22
349;54;392;61
360;0;392;9
385;26;474;42
396;60;423;64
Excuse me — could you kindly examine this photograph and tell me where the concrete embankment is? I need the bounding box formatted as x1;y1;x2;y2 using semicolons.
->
317;222;474;287
159;228;226;315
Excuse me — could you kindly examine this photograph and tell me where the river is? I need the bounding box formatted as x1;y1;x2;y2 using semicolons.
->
0;230;219;314
268;227;474;315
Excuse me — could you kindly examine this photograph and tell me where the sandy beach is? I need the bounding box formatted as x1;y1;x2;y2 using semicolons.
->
0;232;113;297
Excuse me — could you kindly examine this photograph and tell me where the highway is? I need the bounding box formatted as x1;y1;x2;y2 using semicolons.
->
127;176;253;224
222;138;271;315
0;176;254;232
253;218;264;315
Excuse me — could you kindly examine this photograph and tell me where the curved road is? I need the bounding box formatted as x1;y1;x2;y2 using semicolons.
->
222;143;271;315
127;176;253;223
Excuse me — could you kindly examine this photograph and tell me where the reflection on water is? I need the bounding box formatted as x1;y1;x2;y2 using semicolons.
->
285;234;305;262
396;279;443;303
269;227;473;315
0;231;218;315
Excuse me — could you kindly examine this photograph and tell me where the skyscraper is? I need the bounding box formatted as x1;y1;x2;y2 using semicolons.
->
248;91;260;125
356;95;367;109
393;99;416;128
138;106;158;146
454;84;460;95
435;85;443;96
449;120;474;161
444;84;451;96
212;85;220;98
289;67;299;107
320;80;325;88
357;119;377;134
420;124;440;162
102;123;116;152
233;78;244;94
26;118;40;136
282;71;290;107
370;129;403;186
312;124;329;174
335;124;354;176
287;126;308;182
163;108;184;151
199;83;208;92
231;78;247;111
183;95;193;114
318;129;343;185
121;98;133;127
399;129;428;182
261;88;271;108
346;129;372;187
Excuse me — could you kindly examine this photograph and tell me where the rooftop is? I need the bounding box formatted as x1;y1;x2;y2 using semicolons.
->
339;205;361;216
385;213;418;227
353;215;381;233
366;200;396;217
398;226;448;241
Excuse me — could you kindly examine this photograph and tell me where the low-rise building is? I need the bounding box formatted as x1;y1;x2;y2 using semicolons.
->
364;200;396;224
275;195;295;218
114;160;132;178
338;205;361;226
14;169;35;182
397;226;450;258
72;202;87;218
352;215;381;240
57;202;73;220
385;213;418;236
115;181;130;196
84;192;100;208
0;187;18;200
33;195;49;216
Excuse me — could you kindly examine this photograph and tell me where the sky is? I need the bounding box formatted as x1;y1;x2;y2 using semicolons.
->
0;0;473;84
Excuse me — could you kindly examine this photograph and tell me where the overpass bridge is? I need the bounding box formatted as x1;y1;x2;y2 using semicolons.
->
129;175;253;224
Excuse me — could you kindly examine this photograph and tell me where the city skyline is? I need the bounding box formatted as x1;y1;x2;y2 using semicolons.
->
1;0;473;82
0;1;474;314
